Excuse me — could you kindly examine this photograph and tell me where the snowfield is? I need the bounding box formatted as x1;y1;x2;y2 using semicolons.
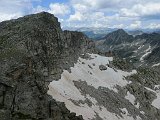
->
48;54;143;120
140;45;152;61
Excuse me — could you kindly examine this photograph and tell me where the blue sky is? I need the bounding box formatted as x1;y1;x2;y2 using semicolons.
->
0;0;160;30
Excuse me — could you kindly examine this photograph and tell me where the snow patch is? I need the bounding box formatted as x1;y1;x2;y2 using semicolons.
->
138;45;144;50
140;111;145;115
145;86;160;109
154;85;160;90
48;54;138;120
125;91;136;105
140;45;152;61
152;63;160;67
125;91;140;108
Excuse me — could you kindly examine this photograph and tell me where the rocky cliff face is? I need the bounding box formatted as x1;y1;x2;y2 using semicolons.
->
0;12;95;120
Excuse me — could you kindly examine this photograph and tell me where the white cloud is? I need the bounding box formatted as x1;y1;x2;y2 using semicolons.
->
120;3;160;18
32;5;47;13
0;1;70;22
73;4;89;13
71;0;139;10
146;23;160;29
48;3;70;16
68;0;111;27
0;13;22;22
0;0;37;22
110;24;125;29
0;0;160;29
33;3;71;16
68;11;109;28
66;0;160;29
127;21;142;29
69;12;84;21
66;0;140;28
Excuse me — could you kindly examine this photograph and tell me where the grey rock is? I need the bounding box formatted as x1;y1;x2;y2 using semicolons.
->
99;65;107;71
0;12;96;120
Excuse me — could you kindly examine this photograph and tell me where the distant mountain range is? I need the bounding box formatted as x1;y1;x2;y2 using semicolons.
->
96;29;160;67
127;30;143;36
64;27;160;40
75;27;117;40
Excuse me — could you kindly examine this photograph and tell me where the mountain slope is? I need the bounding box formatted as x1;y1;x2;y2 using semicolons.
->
48;53;160;120
96;29;160;67
127;30;143;36
75;27;117;40
104;29;134;46
0;12;95;120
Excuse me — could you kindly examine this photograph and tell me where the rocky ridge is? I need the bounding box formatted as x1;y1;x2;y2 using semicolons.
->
0;12;95;120
96;29;160;67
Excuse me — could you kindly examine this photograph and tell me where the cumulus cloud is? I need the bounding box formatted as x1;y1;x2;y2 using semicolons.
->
66;0;139;28
128;21;142;29
146;23;160;29
48;3;71;16
71;0;139;10
120;3;160;19
0;13;22;22
110;24;125;29
67;1;111;27
0;0;38;22
68;11;109;28
0;0;70;22
69;12;84;21
66;0;160;29
32;5;47;14
0;0;160;29
33;3;71;17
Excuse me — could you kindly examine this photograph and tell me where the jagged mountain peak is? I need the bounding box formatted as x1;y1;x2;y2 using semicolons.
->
24;11;56;19
104;29;134;45
2;12;58;23
0;12;61;32
114;29;127;34
0;12;95;120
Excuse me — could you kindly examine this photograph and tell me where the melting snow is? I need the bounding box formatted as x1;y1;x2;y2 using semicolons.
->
125;91;140;108
145;86;160;109
125;91;136;105
140;45;152;61
152;63;160;67
138;45;144;50
152;85;160;109
48;54;139;120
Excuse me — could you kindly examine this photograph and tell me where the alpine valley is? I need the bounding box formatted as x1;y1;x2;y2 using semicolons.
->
0;12;160;120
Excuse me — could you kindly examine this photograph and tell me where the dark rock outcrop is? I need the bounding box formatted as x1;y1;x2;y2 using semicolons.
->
0;12;95;120
99;65;107;71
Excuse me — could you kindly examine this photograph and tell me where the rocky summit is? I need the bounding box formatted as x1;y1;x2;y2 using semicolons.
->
0;12;95;120
0;12;160;120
